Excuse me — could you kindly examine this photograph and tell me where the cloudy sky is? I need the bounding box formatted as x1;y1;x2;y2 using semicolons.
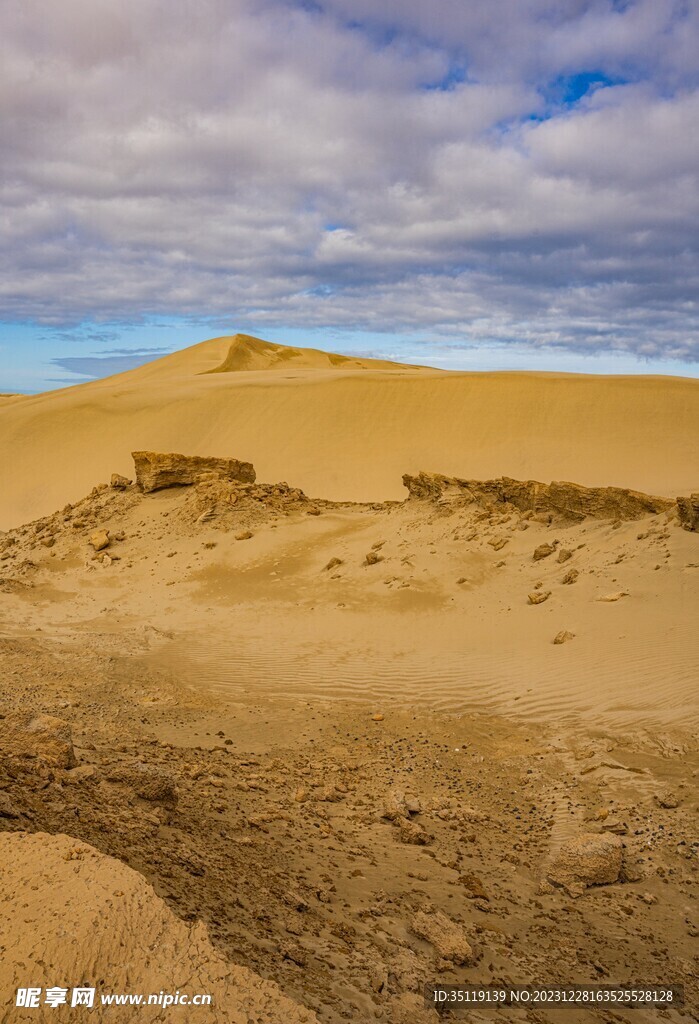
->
1;0;698;391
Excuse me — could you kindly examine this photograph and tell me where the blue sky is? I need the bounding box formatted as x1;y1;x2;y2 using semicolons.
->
1;0;698;392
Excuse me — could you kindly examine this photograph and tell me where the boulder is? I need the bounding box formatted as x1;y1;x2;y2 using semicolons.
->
677;494;699;532
546;833;624;897
410;909;474;964
0;712;76;769
132;451;255;493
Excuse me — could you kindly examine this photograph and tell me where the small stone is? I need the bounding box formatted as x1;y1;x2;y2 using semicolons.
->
528;590;551;605
557;548;573;563
323;557;343;571
365;551;384;565
89;529;110;551
371;712;384;722
382;790;410;821
561;568;579;585
110;473;132;489
553;630;575;644
533;543;556;561
596;591;628;602
294;787;309;803
235;530;253;541
655;791;680;809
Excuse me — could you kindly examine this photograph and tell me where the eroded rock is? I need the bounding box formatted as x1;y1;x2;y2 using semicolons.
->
546;833;624;897
132;451;255;493
410;909;474;964
402;472;674;521
0;712;76;769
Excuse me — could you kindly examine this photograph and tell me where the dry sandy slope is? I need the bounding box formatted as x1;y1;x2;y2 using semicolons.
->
2;334;698;528
0;831;318;1023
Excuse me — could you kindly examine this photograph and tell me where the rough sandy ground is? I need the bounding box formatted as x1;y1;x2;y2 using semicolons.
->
1;459;697;1022
1;334;698;528
0;831;319;1024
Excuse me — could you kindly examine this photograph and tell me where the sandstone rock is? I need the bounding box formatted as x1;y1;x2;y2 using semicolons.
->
553;630;575;644
365;551;384;565
410;909;474;964
89;529;110;551
546;833;624;897
596;591;628;602
107;764;178;806
528;590;551;605
382;789;410;821
62;765;98;785
402;472;673;521
324;557;343;571
561;568;579;585
677;494;699;531
134;769;178;806
110;473;132;489
132;451;255;493
235;530;254;541
0;712;76;769
398;818;432;845
558;548;573;563
533;542;556;560
655;791;680;809
488;536;508;550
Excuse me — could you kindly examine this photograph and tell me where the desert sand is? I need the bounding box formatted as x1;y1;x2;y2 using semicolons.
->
1;337;698;1023
1;333;698;529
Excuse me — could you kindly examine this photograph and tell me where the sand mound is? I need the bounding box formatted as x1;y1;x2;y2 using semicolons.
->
1;334;698;529
0;831;317;1023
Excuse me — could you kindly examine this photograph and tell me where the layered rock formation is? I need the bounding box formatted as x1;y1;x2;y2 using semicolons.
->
402;471;675;521
132;451;256;493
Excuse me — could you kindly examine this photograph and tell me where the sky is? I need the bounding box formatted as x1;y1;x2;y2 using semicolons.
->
1;0;698;392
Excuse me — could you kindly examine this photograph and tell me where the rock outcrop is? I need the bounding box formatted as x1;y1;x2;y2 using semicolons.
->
132;451;256;493
402;472;675;521
0;832;318;1023
677;493;699;531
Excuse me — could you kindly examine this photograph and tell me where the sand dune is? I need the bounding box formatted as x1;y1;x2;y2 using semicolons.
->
1;333;698;529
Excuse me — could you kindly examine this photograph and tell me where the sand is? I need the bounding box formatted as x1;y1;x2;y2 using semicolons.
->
1;337;698;1022
1;334;698;530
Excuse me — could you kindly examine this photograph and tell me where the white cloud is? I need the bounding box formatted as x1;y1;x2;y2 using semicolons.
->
0;0;698;361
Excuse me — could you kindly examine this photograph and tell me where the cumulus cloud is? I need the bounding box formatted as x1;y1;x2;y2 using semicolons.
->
1;0;698;362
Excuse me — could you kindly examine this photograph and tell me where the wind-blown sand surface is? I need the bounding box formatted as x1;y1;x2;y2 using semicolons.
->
1;338;697;1022
1;334;698;529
